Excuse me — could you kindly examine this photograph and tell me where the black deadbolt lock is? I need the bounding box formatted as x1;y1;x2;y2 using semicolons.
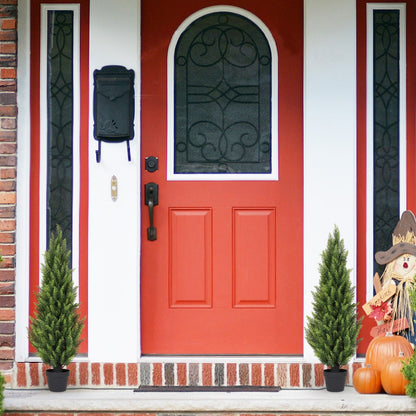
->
145;156;158;172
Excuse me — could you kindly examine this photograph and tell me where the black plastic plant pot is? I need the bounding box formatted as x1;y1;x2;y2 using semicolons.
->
323;368;347;392
46;368;70;392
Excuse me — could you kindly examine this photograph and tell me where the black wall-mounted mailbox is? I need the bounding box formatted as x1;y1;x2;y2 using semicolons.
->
93;65;135;162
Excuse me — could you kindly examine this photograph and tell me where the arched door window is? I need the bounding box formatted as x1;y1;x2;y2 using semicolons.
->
168;8;277;180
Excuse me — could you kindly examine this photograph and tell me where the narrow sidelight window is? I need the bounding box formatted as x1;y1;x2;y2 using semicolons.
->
372;9;401;276
46;10;74;260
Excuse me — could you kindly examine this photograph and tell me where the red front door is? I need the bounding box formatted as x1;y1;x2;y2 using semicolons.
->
141;0;303;354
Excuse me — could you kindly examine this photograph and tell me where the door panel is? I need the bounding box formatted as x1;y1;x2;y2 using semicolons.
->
169;208;213;308
141;0;303;354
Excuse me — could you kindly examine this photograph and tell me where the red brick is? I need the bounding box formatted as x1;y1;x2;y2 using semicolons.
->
0;347;13;359
314;363;325;387
16;362;27;387
202;363;212;386
0;118;16;130
0;79;16;90
289;363;300;387
0;191;15;203
0;68;16;79
103;363;113;385
116;363;126;386
0;219;15;230
0;232;14;243
251;363;262;386
0;131;16;142
0;334;14;346
152;363;162;385
0;308;14;320
67;362;76;385
0;360;12;370
227;363;236;386
277;363;287;387
239;363;249;385
0;31;15;42
352;361;363;374
0;43;16;54
0;244;15;256
0;321;13;333
77;414;113;416
0;143;16;153
40;363;46;386
302;363;312;388
0;93;15;107
29;362;39;386
0;180;16;191
264;363;275;386
177;362;187;386
0;269;14;281
1;18;16;30
0;257;14;268
79;362;88;385
0;168;15;179
0;282;13;294
0;105;16;116
127;363;138;386
0;294;14;307
91;362;100;385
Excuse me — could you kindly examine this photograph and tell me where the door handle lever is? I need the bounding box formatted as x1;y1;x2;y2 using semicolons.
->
145;182;158;241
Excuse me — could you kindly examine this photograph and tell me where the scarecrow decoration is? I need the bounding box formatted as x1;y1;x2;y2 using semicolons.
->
363;210;416;342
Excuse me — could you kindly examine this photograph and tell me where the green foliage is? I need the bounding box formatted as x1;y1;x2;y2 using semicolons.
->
0;372;5;415
305;226;362;370
402;283;416;397
29;226;84;370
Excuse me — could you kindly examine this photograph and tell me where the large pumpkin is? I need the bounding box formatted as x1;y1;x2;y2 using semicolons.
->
365;333;413;372
381;353;409;395
353;365;382;394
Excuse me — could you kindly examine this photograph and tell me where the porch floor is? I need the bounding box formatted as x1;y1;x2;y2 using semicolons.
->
4;386;416;414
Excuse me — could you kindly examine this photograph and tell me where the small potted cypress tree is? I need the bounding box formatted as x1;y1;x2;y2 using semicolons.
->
29;226;84;392
305;226;362;391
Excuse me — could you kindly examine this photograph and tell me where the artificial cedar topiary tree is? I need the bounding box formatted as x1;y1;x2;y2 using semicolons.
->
306;226;362;371
29;225;84;371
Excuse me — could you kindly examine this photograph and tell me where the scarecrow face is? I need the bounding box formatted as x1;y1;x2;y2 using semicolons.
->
393;254;416;277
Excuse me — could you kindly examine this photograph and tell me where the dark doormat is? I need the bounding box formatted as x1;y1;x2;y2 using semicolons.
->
135;385;281;392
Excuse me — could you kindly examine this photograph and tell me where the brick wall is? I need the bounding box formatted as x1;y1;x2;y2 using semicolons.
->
10;361;364;389
0;0;17;383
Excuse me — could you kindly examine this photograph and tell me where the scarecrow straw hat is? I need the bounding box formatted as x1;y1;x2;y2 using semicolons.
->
375;210;416;265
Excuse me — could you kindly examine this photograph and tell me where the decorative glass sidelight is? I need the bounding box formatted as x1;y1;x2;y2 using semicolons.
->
46;10;74;260
174;12;272;174
373;9;400;276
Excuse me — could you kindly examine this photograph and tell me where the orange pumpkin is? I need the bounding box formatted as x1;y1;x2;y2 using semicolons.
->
365;333;413;372
381;353;410;395
353;365;382;394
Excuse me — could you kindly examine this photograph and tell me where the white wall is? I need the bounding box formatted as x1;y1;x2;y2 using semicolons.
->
303;0;357;361
88;0;140;361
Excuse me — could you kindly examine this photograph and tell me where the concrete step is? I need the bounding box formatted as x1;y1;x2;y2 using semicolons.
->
4;386;416;414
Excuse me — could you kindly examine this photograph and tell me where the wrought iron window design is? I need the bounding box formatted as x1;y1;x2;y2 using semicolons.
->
174;12;272;174
373;10;400;276
46;10;73;259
